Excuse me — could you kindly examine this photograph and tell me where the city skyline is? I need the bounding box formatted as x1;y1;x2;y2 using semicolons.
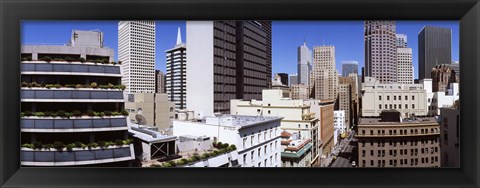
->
21;21;459;79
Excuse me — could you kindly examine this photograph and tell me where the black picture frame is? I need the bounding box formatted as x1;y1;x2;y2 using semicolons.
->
1;0;479;187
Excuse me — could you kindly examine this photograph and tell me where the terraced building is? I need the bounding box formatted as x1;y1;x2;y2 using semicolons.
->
20;30;135;166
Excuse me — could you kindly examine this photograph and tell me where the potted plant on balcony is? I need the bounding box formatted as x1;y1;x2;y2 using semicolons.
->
53;141;65;151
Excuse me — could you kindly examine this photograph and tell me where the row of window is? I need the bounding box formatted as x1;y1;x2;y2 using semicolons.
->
379;103;415;110
242;128;279;148
361;156;439;167
361;128;439;136
362;147;438;158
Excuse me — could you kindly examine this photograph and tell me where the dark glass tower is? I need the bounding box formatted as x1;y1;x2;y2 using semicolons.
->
418;26;452;80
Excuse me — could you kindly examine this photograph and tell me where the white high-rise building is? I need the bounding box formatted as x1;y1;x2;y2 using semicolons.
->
397;48;414;84
297;41;312;86
119;21;156;94
166;27;187;110
396;34;408;48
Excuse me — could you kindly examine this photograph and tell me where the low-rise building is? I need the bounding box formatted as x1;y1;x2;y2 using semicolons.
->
361;77;428;118
230;89;320;167
173;114;283;167
304;99;335;167
357;111;441;167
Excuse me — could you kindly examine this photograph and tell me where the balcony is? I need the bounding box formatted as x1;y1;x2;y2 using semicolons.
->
21;145;134;166
21;62;121;77
21;116;128;132
21;88;124;102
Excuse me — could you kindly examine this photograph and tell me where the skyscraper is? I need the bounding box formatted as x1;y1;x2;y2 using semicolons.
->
313;45;338;100
118;21;156;93
155;70;166;93
186;21;272;117
298;41;312;86
418;26;452;80
165;27;187;110
396;48;414;84
364;21;397;83
341;61;358;77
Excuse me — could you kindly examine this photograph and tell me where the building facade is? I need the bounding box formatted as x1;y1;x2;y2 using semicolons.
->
304;99;335;167
334;110;346;135
124;93;175;133
341;61;358;77
155;70;166;93
186;21;272;117
118;21;156;93
431;64;457;92
361;77;428;118
337;79;352;129
357;115;441;167
173;114;283;167
20;30;134;166
312;45;338;101
439;104;460;167
364;21;397;83
418;26;452;80
290;74;298;86
290;84;309;100
230;90;320;167
165;27;187;109
396;47;414;84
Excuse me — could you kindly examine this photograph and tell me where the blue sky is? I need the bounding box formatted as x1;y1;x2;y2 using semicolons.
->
21;20;458;79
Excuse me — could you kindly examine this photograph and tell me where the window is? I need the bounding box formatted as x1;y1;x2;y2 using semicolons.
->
268;110;271;114
243;138;247;148
379;104;382;109
405;104;408;109
379;96;382;100
405;96;408;100
251;136;254;145
258;148;261;157
370;150;374;156
412;104;415;109
387;96;390;100
412;95;415;100
394;96;396;100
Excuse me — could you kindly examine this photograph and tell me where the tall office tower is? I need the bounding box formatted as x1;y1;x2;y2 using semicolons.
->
277;73;289;86
20;30;134;166
418;26;452;80
431;64;457;92
364;21;397;83
289;74;298;86
396;48;414;84
338;80;352;129
341;61;358;77
165;27;187;110
298;41;313;86
396;34;408;48
186;21;272;117
313;45;338;100
155;70;166;93
118;21;156;94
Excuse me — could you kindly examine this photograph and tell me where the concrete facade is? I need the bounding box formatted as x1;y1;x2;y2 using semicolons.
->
125;93;175;133
439;105;460;167
364;21;397;83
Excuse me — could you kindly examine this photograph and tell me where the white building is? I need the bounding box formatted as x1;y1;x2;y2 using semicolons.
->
173;114;283;167
119;21;156;94
361;77;427;118
165;27;187;110
334;110;346;135
421;79;459;116
230;89;320;167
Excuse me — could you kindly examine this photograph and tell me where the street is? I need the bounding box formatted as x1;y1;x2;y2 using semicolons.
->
329;131;357;167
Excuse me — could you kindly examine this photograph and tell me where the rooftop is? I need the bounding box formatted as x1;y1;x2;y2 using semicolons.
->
204;114;283;128
359;116;438;125
128;124;177;143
